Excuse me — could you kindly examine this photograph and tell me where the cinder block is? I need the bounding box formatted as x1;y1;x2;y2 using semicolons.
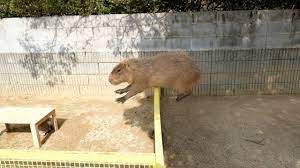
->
72;28;95;41
266;10;296;22
9;74;46;85
60;75;89;85
165;38;191;49
114;12;172;27
0;64;29;74
115;37;142;51
0;74;11;84
267;21;294;35
250;22;268;36
24;29;56;41
192;23;216;37
76;52;121;63
216;22;242;36
55;29;78;42
193;11;217;23
240;35;267;48
141;24;169;38
116;26;139;39
92;38;117;51
191;37;217;50
0;53;23;63
71;63;99;75
25;16;63;29
295;17;300;27
93;26;116;38
266;34;295;48
88;75;110;86
216;10;267;24
7;27;26;41
138;38;165;51
171;13;193;24
2;18;27;30
217;36;243;48
168;23;193;37
98;63;118;75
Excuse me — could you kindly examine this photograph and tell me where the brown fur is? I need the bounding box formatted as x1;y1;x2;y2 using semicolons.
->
108;51;201;103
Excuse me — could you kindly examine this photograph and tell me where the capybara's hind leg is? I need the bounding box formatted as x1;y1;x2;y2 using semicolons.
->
176;92;191;102
115;84;131;94
175;82;193;102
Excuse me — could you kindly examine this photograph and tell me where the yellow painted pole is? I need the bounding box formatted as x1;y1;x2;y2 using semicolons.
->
154;87;165;168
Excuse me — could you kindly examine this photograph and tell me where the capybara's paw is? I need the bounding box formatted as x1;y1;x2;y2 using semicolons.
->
116;96;126;103
115;89;125;94
176;93;190;102
148;129;154;139
175;96;183;102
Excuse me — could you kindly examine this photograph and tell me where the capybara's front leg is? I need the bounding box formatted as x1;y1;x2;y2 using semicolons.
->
115;84;132;94
115;85;145;103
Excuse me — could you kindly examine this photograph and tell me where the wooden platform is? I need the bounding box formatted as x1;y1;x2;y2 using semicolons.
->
0;107;58;148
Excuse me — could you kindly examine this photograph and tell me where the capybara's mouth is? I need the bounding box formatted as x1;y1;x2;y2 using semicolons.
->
108;76;114;85
110;81;118;85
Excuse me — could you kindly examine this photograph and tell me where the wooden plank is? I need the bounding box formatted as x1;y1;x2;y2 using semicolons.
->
30;123;41;148
52;111;58;131
36;109;55;126
4;123;10;132
0;107;54;124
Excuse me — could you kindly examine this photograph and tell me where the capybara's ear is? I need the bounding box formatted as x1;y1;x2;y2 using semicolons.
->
124;62;130;69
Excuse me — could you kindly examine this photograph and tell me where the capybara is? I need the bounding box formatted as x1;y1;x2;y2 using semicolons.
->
108;51;201;103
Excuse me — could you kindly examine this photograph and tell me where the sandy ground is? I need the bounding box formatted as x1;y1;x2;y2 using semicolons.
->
0;94;299;168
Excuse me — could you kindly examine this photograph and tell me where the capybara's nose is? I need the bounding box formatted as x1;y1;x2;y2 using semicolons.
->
108;75;113;84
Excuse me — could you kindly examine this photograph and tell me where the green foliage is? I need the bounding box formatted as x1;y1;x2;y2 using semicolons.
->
0;0;298;18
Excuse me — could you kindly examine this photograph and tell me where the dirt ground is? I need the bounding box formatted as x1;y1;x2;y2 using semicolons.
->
0;94;300;168
162;95;300;168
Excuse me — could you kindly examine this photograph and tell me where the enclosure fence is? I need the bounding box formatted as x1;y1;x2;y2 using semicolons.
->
0;48;299;97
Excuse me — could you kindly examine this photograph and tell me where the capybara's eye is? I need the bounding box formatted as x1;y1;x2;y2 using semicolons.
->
117;69;121;72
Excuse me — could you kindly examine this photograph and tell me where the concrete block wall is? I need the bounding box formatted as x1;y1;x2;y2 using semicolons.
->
0;9;299;97
0;10;299;53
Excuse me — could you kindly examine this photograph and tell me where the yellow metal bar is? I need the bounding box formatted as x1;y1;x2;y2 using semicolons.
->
154;87;165;168
0;149;155;165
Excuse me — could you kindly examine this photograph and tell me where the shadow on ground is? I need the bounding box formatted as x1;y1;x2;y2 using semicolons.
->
123;97;155;138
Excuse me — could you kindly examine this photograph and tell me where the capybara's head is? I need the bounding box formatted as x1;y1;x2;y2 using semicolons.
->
109;61;132;85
